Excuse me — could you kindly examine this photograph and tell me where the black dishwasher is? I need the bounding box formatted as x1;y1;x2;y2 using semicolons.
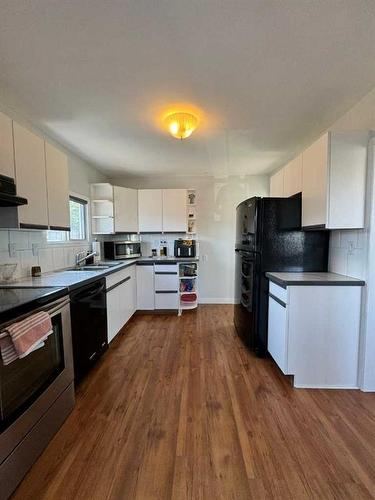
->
70;278;108;384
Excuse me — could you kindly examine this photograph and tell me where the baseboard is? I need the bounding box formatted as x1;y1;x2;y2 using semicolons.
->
294;384;360;390
198;298;235;304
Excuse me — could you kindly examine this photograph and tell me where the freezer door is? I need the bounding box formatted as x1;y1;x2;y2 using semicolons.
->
235;197;259;251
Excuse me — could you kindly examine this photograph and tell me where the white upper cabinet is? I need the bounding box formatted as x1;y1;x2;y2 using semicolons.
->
45;142;70;230
269;169;284;197
13;122;48;228
0;112;15;179
302;132;367;229
302;134;328;228
114;186;138;233
283;154;303;197
162;189;187;232
138;189;163;232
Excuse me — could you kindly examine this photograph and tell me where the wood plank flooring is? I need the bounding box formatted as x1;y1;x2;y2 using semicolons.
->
12;305;375;499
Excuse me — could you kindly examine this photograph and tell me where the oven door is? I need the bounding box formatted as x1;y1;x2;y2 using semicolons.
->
0;296;73;464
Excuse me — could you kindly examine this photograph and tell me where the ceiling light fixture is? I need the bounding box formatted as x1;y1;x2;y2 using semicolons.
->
164;112;199;140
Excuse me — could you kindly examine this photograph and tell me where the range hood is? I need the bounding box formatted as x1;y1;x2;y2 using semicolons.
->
0;174;28;207
0;174;28;229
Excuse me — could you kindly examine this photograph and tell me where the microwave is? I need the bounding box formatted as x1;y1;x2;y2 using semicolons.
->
103;240;141;260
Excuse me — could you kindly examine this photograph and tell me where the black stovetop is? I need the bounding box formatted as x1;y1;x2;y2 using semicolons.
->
0;287;68;324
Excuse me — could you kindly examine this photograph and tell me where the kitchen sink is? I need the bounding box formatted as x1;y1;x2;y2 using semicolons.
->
66;262;123;271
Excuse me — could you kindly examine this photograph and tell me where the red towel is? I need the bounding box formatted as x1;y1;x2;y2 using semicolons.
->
0;311;53;366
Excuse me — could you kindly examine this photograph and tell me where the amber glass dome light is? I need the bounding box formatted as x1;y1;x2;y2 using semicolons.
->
164;112;199;140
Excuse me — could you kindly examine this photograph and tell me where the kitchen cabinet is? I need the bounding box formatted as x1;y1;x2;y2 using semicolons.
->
136;264;155;310
138;189;163;232
106;266;136;343
283;154;302;197
13;122;48;229
0;111;15;179
45;142;70;230
302;132;368;229
162;189;187;232
114;186;138;233
269;169;284;197
268;294;288;374
154;263;179;310
267;279;362;388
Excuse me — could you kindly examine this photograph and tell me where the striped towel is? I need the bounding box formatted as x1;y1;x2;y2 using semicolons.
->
0;311;53;366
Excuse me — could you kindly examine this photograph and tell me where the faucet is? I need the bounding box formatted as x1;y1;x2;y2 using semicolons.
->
75;250;97;267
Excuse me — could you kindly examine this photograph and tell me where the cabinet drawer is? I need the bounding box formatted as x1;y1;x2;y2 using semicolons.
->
155;291;178;309
154;264;178;274
155;274;178;291
269;281;288;304
106;265;135;290
268;295;289;374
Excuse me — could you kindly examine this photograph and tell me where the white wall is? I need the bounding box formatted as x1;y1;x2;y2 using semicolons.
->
110;174;269;302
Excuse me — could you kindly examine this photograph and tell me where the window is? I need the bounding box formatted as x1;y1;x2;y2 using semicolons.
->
47;196;88;243
69;197;87;240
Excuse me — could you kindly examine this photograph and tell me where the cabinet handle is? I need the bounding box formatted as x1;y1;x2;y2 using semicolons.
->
89;352;97;361
106;275;131;293
155;271;178;275
101;342;106;348
155;290;178;294
269;293;286;308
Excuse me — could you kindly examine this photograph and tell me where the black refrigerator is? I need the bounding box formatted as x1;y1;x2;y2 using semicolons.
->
234;195;329;356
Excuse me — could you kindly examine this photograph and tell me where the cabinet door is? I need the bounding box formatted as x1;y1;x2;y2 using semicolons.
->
302;133;328;228
138;189;162;232
328;132;367;229
114;186;138;233
107;287;120;343
270;169;284;197
283;154;302;197
268;295;289;374
13;122;48;229
0;112;15;178
45;142;70;230
162;189;186;232
136;265;154;309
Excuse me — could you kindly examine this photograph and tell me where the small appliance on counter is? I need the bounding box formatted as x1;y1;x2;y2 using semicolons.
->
104;240;141;260
174;239;196;258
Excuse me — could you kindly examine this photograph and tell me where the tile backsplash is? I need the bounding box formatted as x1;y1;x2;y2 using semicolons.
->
328;229;367;279
0;229;90;280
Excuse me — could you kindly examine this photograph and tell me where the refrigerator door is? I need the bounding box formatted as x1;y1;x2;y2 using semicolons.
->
234;250;260;348
235;197;260;251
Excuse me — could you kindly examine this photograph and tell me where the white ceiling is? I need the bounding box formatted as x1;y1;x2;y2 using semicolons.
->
1;0;375;177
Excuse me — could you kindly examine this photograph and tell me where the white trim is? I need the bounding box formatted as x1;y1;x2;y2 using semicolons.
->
294;384;359;390
199;298;235;304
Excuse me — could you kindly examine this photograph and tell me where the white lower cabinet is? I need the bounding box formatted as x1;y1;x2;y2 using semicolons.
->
106;266;136;343
136;265;155;310
267;295;288;374
267;281;362;388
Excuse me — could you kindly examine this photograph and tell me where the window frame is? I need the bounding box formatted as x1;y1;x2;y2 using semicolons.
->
69;194;89;242
46;192;90;244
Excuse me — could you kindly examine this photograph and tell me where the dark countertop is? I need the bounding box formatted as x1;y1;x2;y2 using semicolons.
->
0;257;199;291
266;272;365;288
0;287;68;325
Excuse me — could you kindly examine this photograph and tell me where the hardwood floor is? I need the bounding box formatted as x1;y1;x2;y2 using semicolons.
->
12;305;375;499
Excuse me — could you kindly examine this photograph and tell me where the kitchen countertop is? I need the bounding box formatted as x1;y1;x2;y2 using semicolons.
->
0;257;199;291
0;287;68;324
266;271;365;288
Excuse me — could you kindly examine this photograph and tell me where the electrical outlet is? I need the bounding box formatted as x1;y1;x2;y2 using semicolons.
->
8;243;16;258
32;243;39;257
